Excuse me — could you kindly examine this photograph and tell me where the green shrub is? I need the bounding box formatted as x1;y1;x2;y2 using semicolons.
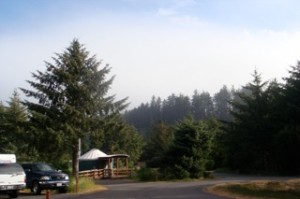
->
137;167;159;181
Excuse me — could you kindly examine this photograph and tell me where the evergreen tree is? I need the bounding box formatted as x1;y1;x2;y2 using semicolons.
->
124;102;154;135
6;91;32;160
283;61;300;124
101;115;144;165
0;101;12;153
204;118;224;169
213;85;233;122
191;90;214;120
143;122;173;167
0;91;30;157
161;116;216;179
149;96;162;127
115;124;144;164
162;94;191;124
227;70;274;172
21;39;128;176
274;62;300;173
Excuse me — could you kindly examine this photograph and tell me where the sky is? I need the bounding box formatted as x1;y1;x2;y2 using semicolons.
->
1;0;300;109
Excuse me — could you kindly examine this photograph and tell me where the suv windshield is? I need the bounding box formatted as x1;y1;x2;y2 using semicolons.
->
32;163;55;172
0;163;24;174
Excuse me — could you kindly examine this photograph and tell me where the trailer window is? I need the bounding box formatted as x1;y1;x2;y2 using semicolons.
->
0;163;24;174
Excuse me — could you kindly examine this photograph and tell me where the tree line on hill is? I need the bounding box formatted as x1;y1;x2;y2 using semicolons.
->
125;67;300;176
124;86;233;136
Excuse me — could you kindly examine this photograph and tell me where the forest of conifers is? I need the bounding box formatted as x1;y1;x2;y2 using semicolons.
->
124;67;300;176
1;40;300;178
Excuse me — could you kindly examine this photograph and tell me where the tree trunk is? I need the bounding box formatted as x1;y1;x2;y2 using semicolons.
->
72;145;79;177
72;138;81;178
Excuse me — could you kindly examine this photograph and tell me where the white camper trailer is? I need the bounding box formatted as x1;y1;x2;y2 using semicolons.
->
0;154;26;198
0;154;16;163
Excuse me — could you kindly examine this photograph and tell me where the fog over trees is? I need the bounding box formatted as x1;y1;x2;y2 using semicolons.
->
124;85;233;136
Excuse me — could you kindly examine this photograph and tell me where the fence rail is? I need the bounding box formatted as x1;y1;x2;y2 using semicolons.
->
79;168;132;179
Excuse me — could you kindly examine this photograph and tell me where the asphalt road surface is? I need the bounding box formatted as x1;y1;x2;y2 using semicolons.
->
8;174;298;199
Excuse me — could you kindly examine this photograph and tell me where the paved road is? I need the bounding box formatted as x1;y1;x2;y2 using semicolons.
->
9;174;297;199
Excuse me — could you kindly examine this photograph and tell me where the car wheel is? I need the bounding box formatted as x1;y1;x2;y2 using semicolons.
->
31;181;41;195
8;190;18;198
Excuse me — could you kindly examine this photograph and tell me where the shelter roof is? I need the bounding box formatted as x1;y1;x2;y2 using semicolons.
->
79;148;108;160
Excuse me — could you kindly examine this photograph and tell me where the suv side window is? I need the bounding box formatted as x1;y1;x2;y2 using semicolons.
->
22;164;32;172
31;164;38;172
35;163;53;171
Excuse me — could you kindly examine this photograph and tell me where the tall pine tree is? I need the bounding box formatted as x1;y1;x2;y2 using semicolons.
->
21;39;128;175
191;90;214;120
0;91;29;158
213;85;233;122
227;70;274;173
274;62;300;173
143;122;173;167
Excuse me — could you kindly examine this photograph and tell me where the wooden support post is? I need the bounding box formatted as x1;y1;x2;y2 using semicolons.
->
108;158;112;178
116;158;119;176
126;157;128;169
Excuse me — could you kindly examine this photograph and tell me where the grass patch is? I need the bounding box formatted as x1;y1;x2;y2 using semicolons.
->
226;184;299;199
68;177;107;193
209;180;300;199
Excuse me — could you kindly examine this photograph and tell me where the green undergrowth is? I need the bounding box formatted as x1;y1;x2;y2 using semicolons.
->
136;167;160;181
135;167;215;182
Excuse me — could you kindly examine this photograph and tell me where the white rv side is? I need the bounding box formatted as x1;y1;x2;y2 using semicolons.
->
0;154;16;163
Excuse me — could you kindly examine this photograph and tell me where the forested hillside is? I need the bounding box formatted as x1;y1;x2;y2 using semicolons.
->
125;66;300;175
124;85;233;136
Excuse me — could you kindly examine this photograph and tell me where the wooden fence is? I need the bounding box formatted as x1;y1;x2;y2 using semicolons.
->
79;168;132;179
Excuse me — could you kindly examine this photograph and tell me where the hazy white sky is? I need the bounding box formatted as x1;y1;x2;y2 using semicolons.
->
1;0;300;109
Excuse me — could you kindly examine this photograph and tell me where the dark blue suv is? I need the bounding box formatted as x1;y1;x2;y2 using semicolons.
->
21;163;69;195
